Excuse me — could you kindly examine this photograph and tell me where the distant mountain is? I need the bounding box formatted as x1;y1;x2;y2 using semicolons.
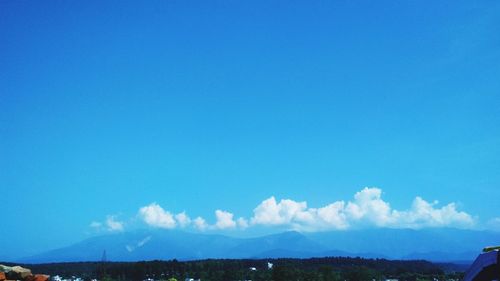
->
20;229;242;263
305;228;500;262
227;231;324;258
19;228;499;263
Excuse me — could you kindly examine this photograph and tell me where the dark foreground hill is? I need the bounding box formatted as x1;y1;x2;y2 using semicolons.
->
9;257;466;281
19;228;499;263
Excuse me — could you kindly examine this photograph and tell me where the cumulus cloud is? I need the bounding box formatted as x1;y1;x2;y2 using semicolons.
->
345;187;394;226
237;217;249;229
193;216;209;231
392;197;475;228
106;215;124;232
315;201;349;229
175;212;191;228
250;196;348;230
137;204;246;231
251;197;307;225
250;187;474;231
139;203;176;229
132;188;474;232
214;210;237;229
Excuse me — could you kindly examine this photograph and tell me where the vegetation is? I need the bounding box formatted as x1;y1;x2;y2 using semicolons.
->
18;257;465;281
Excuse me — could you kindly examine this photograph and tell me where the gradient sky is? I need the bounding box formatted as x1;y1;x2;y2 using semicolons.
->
1;0;500;259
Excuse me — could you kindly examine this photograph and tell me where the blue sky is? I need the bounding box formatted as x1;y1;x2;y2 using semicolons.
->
1;0;500;259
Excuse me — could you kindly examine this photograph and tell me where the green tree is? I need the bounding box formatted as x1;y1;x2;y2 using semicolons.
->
343;266;379;281
272;265;287;281
101;275;115;281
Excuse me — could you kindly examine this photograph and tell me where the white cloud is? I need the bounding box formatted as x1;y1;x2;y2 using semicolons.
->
392;197;474;228
193;216;208;231
139;203;176;229
251;197;308;225
345;187;394;226
214;210;237;229
315;201;349;229
237;217;249;229
250;196;348;230
122;188;475;233
136;204;246;231
90;221;102;228
106;215;124;232
249;187;475;231
175;212;191;228
89;217;124;232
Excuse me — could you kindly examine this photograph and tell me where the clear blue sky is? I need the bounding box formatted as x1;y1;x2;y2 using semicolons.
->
1;0;499;259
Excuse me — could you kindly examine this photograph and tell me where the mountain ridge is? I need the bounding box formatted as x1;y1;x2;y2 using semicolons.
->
17;228;499;263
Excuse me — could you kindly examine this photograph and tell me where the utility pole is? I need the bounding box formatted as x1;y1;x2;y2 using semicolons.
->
100;250;107;279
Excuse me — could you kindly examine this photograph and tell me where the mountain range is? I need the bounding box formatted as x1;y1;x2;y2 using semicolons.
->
19;228;499;264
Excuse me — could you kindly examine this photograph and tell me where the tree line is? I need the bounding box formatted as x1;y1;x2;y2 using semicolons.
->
20;257;464;281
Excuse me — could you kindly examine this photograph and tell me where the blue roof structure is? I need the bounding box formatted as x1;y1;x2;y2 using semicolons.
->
464;249;500;281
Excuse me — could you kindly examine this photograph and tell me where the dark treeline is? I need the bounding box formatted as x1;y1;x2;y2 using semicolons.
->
13;257;464;281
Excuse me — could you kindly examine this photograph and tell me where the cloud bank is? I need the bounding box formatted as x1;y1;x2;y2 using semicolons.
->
93;187;477;232
251;188;474;231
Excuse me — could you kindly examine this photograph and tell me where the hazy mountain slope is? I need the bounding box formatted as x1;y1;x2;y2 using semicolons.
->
19;228;500;263
20;230;243;263
225;231;325;258
306;228;500;260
